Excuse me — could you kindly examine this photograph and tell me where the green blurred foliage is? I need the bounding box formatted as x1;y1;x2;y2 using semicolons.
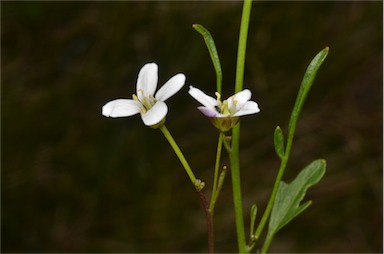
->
1;1;382;253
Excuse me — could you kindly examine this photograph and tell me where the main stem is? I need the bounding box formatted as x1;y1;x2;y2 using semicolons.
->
230;124;247;253
231;0;252;253
235;0;252;94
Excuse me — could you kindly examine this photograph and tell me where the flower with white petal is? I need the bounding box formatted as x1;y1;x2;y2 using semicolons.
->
102;63;186;128
188;86;260;131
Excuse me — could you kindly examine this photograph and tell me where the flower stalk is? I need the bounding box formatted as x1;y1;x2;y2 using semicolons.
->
159;125;205;192
209;132;225;214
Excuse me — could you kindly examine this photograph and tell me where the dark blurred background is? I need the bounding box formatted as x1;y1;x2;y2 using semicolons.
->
1;1;382;253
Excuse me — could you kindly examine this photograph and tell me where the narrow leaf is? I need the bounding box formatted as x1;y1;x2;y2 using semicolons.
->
288;47;329;133
274;126;285;159
193;24;223;94
216;166;227;199
268;159;326;235
250;204;257;240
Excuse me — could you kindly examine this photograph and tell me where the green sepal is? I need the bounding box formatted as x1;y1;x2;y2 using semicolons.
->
209;116;239;132
268;159;326;236
274;126;285;159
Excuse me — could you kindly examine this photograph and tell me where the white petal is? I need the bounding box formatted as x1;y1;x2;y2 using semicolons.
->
227;89;252;110
102;99;142;118
233;101;260;116
198;106;219;118
188;86;217;110
155;73;186;101
136;63;158;101
141;101;168;126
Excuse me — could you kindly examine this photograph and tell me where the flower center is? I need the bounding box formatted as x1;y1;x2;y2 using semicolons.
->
133;89;157;113
214;92;232;116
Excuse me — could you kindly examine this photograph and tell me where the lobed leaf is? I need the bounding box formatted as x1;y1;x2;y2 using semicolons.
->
268;159;326;235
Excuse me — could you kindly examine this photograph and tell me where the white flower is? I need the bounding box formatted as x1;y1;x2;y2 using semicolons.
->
102;63;186;127
188;86;260;131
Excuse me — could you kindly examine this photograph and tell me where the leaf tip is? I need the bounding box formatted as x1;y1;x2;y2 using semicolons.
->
321;47;329;59
318;159;327;168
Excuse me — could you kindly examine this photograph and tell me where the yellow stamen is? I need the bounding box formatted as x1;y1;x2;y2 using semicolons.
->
222;100;230;115
215;92;221;101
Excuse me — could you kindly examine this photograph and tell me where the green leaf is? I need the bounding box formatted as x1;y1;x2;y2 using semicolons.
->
192;24;223;94
274;126;285;159
268;159;326;235
288;47;329;133
250;204;257;239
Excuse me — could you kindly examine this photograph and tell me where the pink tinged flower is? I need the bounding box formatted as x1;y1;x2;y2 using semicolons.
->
102;63;186;127
188;86;260;131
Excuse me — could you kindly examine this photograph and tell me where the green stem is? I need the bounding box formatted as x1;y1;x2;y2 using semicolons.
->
230;124;247;253
258;142;295;253
159;125;204;192
255;136;292;241
255;93;297;249
255;148;289;241
209;133;224;214
230;0;252;253
260;233;274;254
235;0;252;93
